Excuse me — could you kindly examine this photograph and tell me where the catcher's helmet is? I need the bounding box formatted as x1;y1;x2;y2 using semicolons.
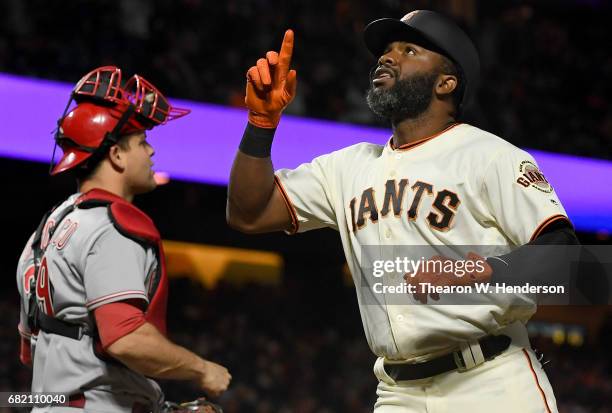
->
363;10;480;114
50;66;190;175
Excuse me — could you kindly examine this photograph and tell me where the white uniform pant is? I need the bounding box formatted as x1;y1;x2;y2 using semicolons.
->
373;348;558;413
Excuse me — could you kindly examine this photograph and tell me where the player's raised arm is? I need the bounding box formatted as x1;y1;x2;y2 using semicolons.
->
227;30;297;234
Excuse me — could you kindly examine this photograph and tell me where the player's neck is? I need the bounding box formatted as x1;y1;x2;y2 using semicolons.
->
79;177;134;203
391;113;456;148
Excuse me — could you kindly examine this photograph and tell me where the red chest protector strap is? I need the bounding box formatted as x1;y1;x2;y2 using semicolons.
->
76;189;168;336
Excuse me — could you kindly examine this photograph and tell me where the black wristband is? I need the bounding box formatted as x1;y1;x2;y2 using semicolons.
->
239;123;276;158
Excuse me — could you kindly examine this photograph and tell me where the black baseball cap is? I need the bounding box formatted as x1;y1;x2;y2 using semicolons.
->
364;10;480;113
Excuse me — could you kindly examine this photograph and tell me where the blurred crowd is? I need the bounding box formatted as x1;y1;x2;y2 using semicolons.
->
1;0;610;159
2;277;611;412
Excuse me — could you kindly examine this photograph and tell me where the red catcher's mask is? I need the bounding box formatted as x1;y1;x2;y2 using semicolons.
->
50;66;190;175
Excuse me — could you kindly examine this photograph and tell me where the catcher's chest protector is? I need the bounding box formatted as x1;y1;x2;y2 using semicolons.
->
76;189;168;335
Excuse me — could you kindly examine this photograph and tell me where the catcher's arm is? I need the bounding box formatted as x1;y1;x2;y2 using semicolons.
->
98;307;230;396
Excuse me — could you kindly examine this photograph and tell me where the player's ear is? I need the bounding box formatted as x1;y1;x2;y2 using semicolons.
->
435;74;458;98
107;134;136;171
108;144;127;171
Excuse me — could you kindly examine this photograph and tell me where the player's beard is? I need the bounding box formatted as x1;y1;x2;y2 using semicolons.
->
366;71;439;123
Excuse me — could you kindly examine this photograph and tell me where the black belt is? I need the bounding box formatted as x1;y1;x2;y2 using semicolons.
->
384;334;512;381
38;312;92;340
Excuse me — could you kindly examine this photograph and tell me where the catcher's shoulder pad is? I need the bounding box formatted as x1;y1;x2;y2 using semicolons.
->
108;202;159;246
77;189;160;246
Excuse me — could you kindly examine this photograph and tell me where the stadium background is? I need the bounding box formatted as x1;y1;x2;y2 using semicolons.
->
1;0;611;412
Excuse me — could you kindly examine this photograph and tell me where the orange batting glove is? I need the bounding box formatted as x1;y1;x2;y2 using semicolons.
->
245;29;298;129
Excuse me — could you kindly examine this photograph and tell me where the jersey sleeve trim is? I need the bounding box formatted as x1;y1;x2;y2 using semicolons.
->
529;214;572;242
86;290;149;310
94;301;147;349
17;323;32;339
273;175;299;235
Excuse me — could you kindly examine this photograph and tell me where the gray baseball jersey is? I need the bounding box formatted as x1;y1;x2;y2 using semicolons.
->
274;123;570;361
16;193;163;412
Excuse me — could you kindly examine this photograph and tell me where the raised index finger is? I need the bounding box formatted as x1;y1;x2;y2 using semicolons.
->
275;29;294;83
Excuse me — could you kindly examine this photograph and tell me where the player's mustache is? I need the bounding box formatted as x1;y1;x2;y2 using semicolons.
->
369;64;398;82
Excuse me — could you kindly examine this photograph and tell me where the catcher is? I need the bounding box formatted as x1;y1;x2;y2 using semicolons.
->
16;66;230;412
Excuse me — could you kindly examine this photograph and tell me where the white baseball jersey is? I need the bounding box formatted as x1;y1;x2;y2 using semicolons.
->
275;123;570;361
16;193;163;412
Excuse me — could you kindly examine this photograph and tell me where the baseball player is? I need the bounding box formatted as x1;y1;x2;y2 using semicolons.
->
227;11;579;413
17;66;231;412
